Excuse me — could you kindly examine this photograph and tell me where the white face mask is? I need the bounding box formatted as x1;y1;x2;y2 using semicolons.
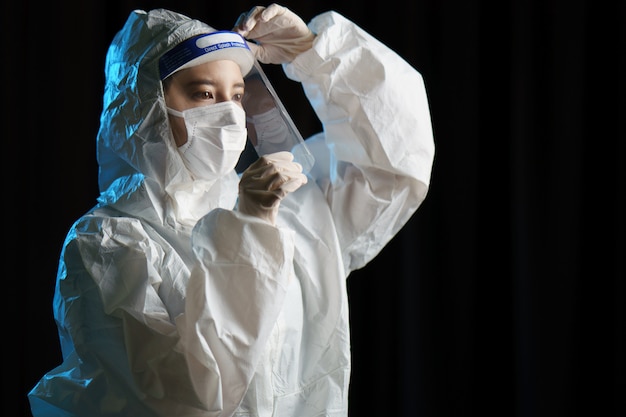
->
247;107;291;156
168;101;247;181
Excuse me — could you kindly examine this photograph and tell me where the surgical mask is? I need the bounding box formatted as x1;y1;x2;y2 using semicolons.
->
168;101;247;181
247;107;291;156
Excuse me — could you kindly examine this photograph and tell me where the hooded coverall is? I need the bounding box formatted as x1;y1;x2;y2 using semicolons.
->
28;7;435;417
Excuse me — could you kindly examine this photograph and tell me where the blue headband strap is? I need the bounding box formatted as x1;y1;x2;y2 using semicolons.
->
159;31;251;80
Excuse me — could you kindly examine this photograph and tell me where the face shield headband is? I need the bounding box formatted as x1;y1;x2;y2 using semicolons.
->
159;31;255;80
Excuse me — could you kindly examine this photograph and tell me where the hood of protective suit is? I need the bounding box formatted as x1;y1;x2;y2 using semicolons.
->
96;9;241;226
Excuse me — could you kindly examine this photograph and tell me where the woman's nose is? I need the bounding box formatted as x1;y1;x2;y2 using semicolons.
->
214;92;232;103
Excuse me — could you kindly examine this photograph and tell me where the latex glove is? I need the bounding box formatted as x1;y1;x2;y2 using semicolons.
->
233;3;315;64
238;151;308;225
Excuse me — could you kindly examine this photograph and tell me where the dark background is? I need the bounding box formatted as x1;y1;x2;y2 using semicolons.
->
7;0;624;416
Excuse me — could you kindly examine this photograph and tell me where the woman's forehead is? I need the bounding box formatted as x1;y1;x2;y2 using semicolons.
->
171;60;245;85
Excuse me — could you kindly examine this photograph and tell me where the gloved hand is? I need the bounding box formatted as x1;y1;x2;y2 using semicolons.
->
238;151;308;225
233;3;315;64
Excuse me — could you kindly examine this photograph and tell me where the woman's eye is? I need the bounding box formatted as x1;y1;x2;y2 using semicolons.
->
233;93;243;102
193;91;214;100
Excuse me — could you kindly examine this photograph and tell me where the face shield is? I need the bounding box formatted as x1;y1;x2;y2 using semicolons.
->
241;62;315;174
159;30;314;174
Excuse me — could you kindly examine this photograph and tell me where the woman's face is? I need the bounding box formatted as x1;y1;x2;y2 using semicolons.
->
163;60;245;147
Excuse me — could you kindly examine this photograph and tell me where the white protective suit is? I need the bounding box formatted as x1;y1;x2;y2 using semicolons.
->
28;7;434;417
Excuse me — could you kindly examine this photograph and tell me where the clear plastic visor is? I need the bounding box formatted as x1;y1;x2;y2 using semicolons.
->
236;61;314;173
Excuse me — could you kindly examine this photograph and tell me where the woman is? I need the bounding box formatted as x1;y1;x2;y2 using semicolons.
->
29;4;435;416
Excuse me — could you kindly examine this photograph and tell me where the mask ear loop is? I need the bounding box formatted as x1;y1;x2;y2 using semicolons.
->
167;107;185;118
161;78;188;155
243;61;315;174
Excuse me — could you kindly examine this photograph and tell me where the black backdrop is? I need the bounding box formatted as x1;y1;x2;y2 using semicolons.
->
8;0;624;416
